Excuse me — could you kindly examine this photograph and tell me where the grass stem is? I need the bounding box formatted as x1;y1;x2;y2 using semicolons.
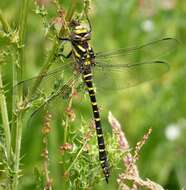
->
0;66;11;162
11;0;29;189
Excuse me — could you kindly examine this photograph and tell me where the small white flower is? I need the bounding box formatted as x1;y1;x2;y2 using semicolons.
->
142;20;154;32
165;124;181;141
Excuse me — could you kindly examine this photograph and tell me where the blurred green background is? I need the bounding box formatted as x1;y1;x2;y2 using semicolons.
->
0;0;186;189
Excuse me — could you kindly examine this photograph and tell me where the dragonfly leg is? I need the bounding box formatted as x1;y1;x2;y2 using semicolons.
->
58;37;71;42
56;50;72;59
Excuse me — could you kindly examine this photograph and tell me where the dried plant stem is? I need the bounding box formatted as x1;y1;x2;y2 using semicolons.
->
42;111;52;190
108;112;164;190
44;161;52;190
11;0;29;189
64;92;73;143
64;116;69;144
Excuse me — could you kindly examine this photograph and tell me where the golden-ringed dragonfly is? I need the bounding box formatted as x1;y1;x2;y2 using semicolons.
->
16;18;178;183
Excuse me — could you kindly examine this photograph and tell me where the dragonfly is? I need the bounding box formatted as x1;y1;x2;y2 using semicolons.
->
16;18;178;183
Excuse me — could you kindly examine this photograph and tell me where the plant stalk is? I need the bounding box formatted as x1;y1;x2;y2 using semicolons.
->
12;0;29;189
0;66;11;162
0;10;11;33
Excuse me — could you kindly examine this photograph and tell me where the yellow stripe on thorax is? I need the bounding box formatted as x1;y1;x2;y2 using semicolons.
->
77;45;86;52
75;28;87;34
72;48;81;58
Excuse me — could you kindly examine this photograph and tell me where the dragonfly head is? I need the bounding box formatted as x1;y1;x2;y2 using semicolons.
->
70;20;91;42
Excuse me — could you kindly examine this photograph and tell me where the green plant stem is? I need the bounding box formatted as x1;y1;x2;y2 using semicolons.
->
12;113;23;190
0;10;11;33
0;66;11;162
12;0;29;189
66;0;77;21
66;140;87;173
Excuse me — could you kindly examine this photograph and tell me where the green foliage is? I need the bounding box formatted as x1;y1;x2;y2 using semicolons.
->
0;0;186;190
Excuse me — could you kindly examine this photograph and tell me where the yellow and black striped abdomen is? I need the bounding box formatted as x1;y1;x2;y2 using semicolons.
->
83;71;109;182
69;20;109;183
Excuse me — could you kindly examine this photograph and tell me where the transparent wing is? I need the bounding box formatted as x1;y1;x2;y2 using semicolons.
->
92;38;178;91
28;74;81;120
95;38;178;60
14;61;76;101
92;61;169;90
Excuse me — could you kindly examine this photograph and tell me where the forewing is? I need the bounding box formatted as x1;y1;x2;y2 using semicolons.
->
14;61;76;101
92;38;177;91
95;38;178;61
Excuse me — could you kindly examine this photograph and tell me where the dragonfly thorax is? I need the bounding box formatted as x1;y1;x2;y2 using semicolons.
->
70;22;91;42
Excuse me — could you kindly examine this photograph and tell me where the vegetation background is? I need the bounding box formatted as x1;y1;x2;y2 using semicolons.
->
0;0;185;189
